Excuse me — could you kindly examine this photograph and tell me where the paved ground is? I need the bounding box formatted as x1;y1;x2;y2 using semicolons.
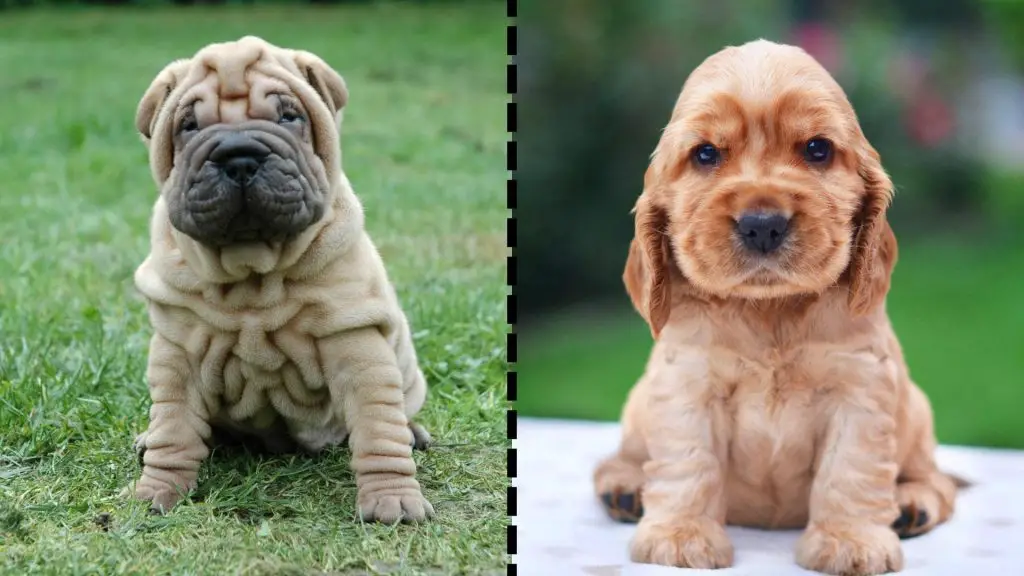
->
515;417;1024;575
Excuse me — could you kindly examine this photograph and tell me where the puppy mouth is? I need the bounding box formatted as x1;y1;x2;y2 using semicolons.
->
731;244;837;295
167;122;327;247
730;259;785;288
743;267;786;286
734;236;790;271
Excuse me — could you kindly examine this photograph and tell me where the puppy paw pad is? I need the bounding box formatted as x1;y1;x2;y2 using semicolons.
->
892;506;930;539
599;490;644;523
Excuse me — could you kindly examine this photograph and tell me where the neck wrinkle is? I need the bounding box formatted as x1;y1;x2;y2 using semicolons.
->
149;191;358;292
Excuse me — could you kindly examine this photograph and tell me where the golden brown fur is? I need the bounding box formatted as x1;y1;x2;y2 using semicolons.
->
122;36;433;523
594;40;958;574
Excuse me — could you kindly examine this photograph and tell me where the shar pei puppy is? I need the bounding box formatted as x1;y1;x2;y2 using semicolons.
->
124;36;433;523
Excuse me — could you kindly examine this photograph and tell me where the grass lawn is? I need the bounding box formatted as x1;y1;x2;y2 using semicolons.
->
518;239;1024;450
0;4;507;575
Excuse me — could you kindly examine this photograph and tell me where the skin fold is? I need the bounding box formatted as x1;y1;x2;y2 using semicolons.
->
593;40;961;575
123;36;433;523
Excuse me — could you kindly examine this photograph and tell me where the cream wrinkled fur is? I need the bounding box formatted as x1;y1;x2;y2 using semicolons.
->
124;36;433;523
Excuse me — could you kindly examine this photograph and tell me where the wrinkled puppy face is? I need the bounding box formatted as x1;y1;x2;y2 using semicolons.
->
171;96;321;247
646;40;891;301
136;36;348;248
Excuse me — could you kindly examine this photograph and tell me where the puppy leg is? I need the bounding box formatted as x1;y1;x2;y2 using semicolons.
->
594;385;648;523
595;450;646;523
126;333;211;513
893;384;957;539
396;320;430;452
628;355;733;569
133;431;148;467
403;371;430;451
324;328;433;523
795;383;903;575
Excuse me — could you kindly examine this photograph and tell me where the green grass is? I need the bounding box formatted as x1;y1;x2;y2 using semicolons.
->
0;4;506;575
519;240;1024;449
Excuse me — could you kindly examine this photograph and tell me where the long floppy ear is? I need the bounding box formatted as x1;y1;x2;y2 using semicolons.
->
135;59;191;141
623;190;673;339
847;144;898;315
292;51;348;119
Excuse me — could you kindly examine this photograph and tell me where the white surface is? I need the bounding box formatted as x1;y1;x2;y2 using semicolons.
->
515;417;1024;575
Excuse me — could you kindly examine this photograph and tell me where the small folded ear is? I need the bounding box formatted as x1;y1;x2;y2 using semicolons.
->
292;50;348;118
847;144;898;315
136;59;191;141
623;192;673;339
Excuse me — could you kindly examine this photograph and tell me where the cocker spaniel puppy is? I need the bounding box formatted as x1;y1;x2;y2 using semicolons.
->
593;40;961;575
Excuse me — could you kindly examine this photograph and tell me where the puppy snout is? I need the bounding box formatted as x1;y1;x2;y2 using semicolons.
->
736;212;789;254
221;156;260;184
210;134;271;184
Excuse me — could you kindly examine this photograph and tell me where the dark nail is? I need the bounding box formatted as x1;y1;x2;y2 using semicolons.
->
892;508;912;532
617;493;635;514
600;492;614;509
915;509;930;528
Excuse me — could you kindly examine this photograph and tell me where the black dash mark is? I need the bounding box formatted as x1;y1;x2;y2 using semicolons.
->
507;64;517;95
507;447;517;477
507;332;517;363
507;409;517;439
507;523;518;554
507;26;517;59
507;217;517;249
507;294;517;325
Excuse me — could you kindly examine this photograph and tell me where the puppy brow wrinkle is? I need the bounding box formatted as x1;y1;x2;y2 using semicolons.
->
216;64;252;100
200;43;263;100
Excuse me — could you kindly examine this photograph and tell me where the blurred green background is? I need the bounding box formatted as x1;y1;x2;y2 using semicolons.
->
517;0;1024;448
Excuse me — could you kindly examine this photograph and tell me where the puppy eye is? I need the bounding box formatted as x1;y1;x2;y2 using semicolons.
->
179;116;198;134
279;110;304;124
804;138;832;163
693;143;721;167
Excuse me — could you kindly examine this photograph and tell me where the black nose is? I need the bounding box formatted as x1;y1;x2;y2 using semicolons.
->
210;134;271;184
221;156;261;184
736;212;790;254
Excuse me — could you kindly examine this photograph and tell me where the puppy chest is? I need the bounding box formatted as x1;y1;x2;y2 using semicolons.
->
715;355;824;489
181;316;332;422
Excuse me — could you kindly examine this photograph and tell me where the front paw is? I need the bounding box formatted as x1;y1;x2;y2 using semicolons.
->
630;516;733;569
121;474;194;514
358;488;435;524
796;521;903;575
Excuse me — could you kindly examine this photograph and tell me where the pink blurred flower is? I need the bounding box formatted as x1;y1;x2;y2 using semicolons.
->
907;92;954;147
886;52;929;100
